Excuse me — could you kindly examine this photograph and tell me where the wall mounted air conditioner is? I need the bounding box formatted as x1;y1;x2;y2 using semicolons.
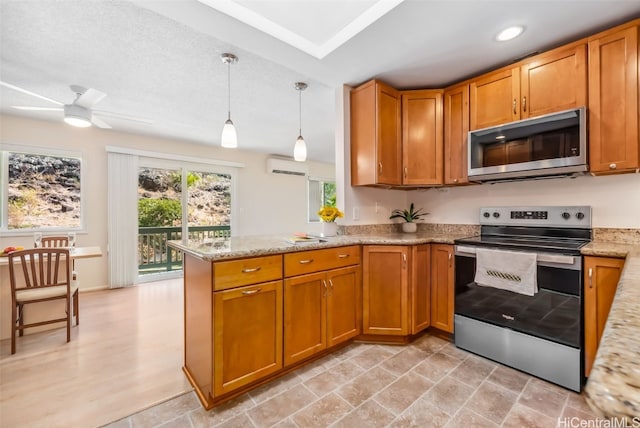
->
266;158;308;176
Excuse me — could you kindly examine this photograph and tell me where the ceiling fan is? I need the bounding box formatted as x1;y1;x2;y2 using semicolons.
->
0;81;152;129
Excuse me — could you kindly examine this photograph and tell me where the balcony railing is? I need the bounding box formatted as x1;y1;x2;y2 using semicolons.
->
138;225;231;274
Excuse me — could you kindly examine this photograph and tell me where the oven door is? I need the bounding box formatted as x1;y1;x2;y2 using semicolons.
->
454;245;582;348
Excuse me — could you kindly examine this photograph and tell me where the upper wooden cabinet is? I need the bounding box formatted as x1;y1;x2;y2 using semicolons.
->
588;24;639;174
401;90;443;185
470;44;587;130
351;80;402;186
444;83;470;185
584;256;625;376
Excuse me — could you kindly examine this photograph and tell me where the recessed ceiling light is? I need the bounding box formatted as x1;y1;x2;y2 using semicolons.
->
496;26;524;42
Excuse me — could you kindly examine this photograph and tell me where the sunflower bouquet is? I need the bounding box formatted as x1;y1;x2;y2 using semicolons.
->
317;205;344;223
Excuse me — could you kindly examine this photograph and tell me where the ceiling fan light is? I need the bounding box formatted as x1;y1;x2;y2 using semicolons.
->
221;119;238;148
63;104;92;127
294;135;307;162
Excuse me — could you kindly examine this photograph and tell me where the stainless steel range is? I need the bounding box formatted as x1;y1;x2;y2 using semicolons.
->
454;206;591;392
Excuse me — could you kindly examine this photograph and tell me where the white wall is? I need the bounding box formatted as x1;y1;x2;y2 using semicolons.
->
334;85;640;229
0;114;334;290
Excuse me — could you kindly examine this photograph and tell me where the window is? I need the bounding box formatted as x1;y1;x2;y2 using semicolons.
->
1;148;83;232
308;177;336;222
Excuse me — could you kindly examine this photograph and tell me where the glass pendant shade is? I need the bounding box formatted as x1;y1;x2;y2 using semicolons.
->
294;135;307;162
221;119;238;148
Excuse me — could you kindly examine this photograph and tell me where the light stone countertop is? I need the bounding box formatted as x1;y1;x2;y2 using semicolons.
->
581;241;640;419
168;231;473;262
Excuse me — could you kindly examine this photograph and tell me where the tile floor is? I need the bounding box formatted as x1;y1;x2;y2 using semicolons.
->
104;335;603;428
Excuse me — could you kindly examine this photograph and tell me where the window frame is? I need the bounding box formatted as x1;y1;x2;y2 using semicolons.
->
0;143;86;236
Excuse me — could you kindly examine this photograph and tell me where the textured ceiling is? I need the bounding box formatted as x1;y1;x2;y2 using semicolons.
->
1;1;640;164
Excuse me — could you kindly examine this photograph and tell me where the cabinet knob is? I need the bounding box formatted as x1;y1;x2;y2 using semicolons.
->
609;163;617;170
522;96;527;112
453;178;458;183
242;288;261;295
298;259;314;264
241;267;261;273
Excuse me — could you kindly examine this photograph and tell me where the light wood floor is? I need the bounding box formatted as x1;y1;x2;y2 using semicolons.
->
0;278;192;428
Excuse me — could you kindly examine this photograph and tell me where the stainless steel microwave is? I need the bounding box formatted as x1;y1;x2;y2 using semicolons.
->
467;107;587;182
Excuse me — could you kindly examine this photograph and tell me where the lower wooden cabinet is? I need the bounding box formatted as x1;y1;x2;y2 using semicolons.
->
362;244;435;337
363;246;410;335
584;256;625;376
430;244;455;333
213;280;283;395
283;266;361;366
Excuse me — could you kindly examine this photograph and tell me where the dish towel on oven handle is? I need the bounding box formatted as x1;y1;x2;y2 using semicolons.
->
474;248;538;296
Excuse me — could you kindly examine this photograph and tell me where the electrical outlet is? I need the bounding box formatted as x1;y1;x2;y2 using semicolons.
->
352;207;360;221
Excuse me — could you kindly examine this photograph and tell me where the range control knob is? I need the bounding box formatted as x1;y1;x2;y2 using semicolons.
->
483;212;490;218
562;212;571;220
493;212;500;218
576;212;585;220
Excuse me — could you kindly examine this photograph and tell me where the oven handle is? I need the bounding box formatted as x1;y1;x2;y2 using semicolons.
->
455;245;578;267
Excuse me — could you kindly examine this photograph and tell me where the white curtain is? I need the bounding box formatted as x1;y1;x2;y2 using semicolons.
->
107;152;139;288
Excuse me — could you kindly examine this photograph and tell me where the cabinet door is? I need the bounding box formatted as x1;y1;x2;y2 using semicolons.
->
584;256;625;376
470;68;520;130
401;90;443;185
377;82;402;185
430;244;454;333
520;44;587;118
327;266;361;347
213;281;283;395
444;84;470;185
283;272;327;366
411;244;431;334
589;26;639;173
362;246;409;335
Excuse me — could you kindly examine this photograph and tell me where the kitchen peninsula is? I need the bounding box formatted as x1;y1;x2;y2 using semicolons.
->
170;229;640;419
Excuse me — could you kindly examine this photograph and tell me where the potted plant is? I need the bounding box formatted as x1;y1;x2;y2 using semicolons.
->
389;202;427;233
317;205;344;237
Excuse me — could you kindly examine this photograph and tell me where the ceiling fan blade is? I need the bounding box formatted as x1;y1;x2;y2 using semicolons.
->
0;81;64;106
93;110;153;125
11;106;64;111
91;116;112;129
75;87;107;108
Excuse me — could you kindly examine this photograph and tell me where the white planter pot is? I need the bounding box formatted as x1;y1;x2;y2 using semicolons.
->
402;222;417;233
321;222;338;237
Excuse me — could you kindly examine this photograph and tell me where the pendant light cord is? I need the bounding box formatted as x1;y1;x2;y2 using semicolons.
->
299;89;302;136
227;61;231;121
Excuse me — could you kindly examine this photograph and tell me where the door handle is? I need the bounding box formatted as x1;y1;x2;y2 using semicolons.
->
242;267;261;273
588;267;593;289
242;288;261;295
298;259;314;264
522;96;526;112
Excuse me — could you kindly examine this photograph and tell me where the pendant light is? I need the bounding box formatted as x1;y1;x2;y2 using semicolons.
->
294;82;307;162
220;53;238;148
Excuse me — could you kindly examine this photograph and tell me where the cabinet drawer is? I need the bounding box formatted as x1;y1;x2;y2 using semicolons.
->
214;255;283;291
284;246;360;277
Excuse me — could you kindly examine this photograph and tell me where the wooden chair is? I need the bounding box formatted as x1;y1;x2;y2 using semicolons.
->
41;236;69;248
8;248;79;354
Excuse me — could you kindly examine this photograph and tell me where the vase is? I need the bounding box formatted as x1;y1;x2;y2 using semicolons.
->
402;222;417;233
321;221;338;237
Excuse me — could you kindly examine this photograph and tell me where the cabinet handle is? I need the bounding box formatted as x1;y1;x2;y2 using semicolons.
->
609;163;617;170
298;259;314;264
322;280;328;297
242;288;261;295
588;268;593;289
449;252;452;266
453;178;458;183
242;267;261;273
522;96;526;112
513;99;517;115
337;254;350;259
404;167;408;179
328;279;334;295
403;253;407;269
378;162;383;174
